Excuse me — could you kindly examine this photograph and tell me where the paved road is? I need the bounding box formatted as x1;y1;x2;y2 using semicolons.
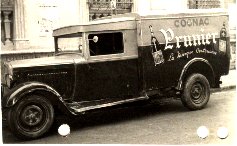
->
2;89;237;144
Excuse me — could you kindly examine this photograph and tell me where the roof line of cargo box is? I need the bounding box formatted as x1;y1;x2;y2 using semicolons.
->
53;8;228;37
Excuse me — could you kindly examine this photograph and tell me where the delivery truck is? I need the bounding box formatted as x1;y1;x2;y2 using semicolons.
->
1;9;230;139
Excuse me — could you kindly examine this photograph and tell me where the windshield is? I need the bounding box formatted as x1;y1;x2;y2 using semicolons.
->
57;36;83;54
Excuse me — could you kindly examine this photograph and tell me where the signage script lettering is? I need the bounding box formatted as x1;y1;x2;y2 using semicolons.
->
159;28;218;50
168;48;217;62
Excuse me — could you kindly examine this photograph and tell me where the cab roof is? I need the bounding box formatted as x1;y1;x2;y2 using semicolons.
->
53;14;138;37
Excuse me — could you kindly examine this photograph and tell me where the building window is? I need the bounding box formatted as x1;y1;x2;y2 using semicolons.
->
188;0;221;9
88;0;133;21
88;32;124;56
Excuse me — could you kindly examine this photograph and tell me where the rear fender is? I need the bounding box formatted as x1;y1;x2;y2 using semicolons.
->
176;58;215;90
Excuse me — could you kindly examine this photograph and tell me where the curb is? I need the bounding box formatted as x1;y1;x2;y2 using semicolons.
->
211;85;236;93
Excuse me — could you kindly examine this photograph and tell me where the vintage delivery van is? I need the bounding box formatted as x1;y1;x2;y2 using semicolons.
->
1;9;230;139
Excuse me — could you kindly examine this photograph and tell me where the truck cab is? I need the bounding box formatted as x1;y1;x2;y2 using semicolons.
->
1;10;230;139
53;17;141;103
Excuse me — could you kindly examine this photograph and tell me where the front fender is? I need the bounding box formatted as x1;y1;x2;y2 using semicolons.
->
2;81;63;108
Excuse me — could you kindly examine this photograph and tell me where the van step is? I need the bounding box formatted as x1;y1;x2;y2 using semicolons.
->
66;96;149;114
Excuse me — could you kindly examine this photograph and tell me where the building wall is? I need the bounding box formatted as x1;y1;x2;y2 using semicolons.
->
1;0;81;52
132;0;187;14
22;0;81;51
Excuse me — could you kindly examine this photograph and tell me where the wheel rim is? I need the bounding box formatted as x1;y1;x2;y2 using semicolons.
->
190;82;205;104
20;105;43;126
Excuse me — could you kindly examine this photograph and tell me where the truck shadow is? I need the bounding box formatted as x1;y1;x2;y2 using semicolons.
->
2;99;198;143
52;99;189;133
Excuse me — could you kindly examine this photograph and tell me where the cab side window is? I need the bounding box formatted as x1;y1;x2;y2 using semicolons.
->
89;32;124;56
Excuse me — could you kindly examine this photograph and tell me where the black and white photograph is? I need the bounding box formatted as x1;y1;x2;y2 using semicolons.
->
1;0;236;144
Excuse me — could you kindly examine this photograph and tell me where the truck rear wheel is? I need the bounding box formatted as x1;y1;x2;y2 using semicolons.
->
7;95;54;140
181;73;210;110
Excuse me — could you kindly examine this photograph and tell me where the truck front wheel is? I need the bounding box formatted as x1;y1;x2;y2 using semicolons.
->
7;94;54;140
181;73;210;110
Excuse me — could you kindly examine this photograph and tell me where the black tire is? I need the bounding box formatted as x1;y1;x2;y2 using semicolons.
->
7;95;54;140
181;73;210;110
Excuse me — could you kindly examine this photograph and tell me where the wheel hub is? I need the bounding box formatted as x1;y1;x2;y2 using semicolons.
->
20;105;43;126
191;83;203;100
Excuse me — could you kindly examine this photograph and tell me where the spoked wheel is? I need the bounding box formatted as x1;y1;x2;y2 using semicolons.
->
181;73;210;110
7;95;54;140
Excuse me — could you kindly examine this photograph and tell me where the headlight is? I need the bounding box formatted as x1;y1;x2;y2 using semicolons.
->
4;62;13;88
6;74;13;88
4;62;13;76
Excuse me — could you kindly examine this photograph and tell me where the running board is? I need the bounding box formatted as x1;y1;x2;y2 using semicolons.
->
66;96;149;114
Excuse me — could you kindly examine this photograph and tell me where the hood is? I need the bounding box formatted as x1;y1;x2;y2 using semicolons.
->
8;54;86;69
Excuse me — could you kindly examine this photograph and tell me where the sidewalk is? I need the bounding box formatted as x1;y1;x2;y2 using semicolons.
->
212;69;236;92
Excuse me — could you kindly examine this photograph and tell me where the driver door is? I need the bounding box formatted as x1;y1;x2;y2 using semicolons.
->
73;31;140;102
